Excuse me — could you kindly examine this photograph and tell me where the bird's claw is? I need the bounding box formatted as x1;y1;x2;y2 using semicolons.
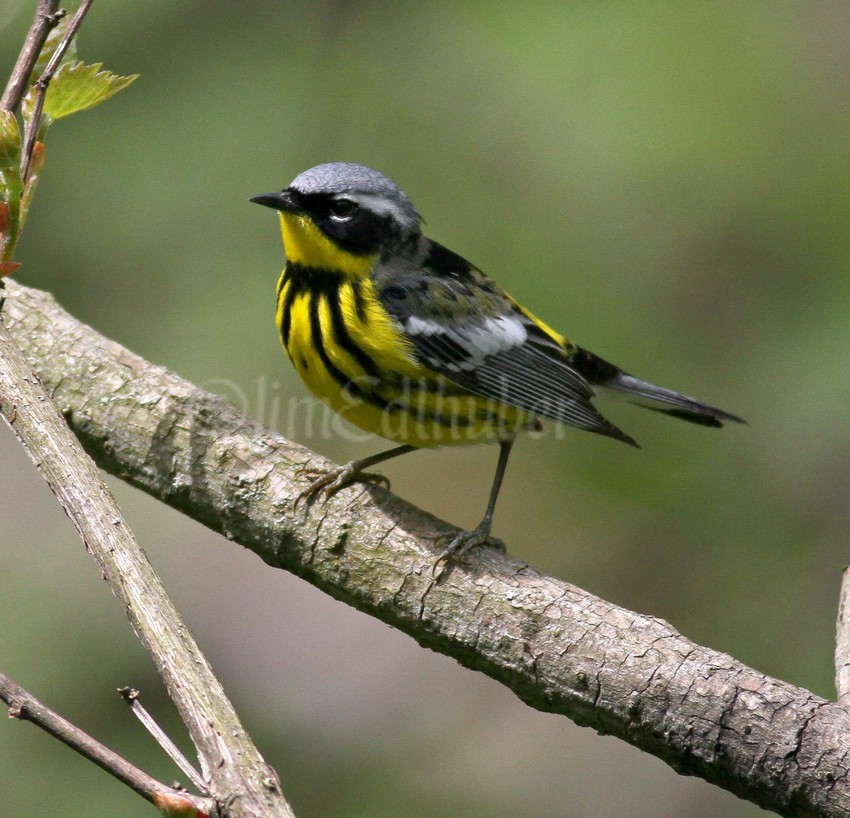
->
434;523;505;576
294;463;391;509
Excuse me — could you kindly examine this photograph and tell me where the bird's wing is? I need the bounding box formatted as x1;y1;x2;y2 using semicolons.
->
374;241;635;444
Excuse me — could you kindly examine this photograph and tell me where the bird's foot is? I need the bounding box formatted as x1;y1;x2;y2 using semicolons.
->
434;521;505;575
294;462;391;509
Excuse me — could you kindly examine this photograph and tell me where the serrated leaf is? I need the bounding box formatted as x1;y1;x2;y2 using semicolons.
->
44;61;138;120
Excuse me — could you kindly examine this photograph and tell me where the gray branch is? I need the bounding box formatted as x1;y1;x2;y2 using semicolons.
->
0;283;295;818
3;279;849;817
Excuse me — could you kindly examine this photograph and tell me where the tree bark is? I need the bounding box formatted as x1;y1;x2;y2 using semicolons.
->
3;279;848;817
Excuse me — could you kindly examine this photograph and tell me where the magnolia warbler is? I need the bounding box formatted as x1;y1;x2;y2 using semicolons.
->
251;163;743;558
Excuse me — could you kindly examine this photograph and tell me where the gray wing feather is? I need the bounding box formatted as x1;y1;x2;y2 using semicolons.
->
374;250;634;442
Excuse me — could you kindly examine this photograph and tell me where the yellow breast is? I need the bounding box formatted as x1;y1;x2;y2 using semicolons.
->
276;272;534;446
274;209;536;446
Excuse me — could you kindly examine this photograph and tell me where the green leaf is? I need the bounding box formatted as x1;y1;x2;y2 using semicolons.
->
0;111;22;170
43;61;138;120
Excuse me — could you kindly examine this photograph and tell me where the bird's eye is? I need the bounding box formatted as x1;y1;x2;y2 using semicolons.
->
330;198;358;221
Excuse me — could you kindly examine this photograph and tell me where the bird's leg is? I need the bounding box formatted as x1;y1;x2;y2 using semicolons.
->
438;436;515;562
295;444;418;508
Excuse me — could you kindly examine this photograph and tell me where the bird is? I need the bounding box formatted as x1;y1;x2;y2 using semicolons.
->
250;163;744;560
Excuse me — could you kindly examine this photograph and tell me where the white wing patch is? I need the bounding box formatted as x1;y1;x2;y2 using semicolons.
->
406;314;528;372
405;315;444;336
463;315;527;355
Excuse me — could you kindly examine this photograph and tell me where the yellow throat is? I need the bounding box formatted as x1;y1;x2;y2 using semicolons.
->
278;212;376;277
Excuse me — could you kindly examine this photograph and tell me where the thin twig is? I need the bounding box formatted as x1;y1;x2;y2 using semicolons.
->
0;670;217;815
20;0;94;182
119;687;208;794
835;566;850;704
0;0;62;113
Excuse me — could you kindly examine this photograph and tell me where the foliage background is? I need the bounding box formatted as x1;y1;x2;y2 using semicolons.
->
1;2;847;816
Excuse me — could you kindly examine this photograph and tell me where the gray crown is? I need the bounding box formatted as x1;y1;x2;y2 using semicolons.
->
288;163;421;234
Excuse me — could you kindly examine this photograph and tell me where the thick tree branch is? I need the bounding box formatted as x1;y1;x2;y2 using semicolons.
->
3;279;849;817
0;291;294;818
0;671;216;816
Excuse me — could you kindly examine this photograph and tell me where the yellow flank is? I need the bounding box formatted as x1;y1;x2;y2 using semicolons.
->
338;279;422;376
278;212;375;277
275;272;536;448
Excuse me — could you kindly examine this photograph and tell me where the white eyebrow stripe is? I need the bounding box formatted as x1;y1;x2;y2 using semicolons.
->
344;192;419;231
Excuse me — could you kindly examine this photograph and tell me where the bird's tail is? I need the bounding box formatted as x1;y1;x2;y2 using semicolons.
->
605;372;745;427
570;348;746;428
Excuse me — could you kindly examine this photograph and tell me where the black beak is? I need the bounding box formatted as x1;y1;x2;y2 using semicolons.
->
249;189;299;212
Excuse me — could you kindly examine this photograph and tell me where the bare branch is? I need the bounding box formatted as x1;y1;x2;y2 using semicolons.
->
4;277;848;817
0;292;295;817
0;0;61;113
0;670;216;816
119;687;208;794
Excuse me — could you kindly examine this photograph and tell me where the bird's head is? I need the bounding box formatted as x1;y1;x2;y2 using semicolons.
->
251;163;421;275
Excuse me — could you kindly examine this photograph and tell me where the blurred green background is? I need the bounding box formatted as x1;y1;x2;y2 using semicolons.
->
1;2;848;816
